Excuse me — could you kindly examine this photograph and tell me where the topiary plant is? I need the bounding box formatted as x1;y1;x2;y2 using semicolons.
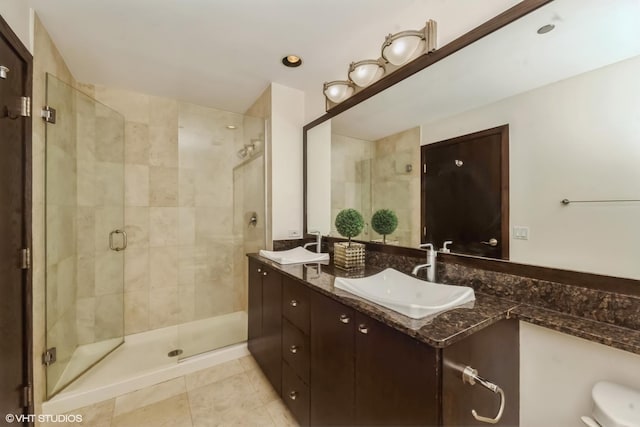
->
371;209;398;244
335;209;364;247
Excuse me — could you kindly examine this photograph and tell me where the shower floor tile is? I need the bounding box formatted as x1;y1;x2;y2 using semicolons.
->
42;356;298;427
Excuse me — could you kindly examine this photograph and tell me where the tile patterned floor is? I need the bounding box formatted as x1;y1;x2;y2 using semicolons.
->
42;356;298;427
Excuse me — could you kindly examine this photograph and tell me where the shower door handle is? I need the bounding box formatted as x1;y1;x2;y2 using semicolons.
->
109;229;127;252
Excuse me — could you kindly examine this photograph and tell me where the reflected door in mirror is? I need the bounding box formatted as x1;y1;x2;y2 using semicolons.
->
421;125;509;259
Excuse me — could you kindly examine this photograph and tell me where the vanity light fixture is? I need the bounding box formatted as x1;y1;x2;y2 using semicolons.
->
226;125;237;130
348;59;385;88
323;81;355;104
322;19;437;111
282;55;303;67
381;20;438;66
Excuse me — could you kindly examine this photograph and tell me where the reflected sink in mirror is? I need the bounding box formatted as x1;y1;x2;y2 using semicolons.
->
334;268;475;319
259;246;330;265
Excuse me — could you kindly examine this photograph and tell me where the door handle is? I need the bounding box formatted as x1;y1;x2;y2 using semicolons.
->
109;229;127;251
481;238;498;247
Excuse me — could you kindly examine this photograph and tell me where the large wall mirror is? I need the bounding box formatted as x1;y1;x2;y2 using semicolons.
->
305;0;640;281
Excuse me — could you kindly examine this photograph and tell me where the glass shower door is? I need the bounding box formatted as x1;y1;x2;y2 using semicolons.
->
45;74;125;397
176;113;266;360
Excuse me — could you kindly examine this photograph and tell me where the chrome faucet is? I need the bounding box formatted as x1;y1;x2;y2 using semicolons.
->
303;231;322;253
412;243;436;282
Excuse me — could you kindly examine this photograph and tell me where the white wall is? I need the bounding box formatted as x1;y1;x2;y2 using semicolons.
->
0;0;33;52
270;83;305;240
520;322;640;426
306;120;332;235
422;55;640;280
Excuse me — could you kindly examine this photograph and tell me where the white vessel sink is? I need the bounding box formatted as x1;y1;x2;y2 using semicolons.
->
334;268;475;319
259;246;330;265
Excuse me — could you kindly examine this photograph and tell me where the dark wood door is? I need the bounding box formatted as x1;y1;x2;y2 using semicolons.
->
354;312;439;426
442;320;519;426
310;292;355;426
421;125;509;259
0;15;32;420
260;266;283;395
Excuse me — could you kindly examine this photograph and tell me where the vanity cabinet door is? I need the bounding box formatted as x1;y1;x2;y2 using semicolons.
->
247;259;263;357
442;319;519;426
261;265;283;396
310;291;356;426
354;312;439;426
247;259;283;396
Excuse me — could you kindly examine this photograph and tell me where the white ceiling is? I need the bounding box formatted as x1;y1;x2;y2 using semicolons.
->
27;0;521;122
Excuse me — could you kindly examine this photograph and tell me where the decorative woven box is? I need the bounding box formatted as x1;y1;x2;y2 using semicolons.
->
333;242;366;269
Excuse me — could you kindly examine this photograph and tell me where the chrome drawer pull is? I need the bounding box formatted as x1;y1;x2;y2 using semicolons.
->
288;391;298;401
289;345;298;354
339;314;350;324
257;268;262;273
263;271;268;277
358;324;368;334
290;299;298;307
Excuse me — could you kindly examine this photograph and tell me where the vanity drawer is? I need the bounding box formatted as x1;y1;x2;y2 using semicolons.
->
282;277;310;334
282;319;310;384
282;361;310;426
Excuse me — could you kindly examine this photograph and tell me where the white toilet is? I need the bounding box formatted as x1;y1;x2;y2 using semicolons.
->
581;381;640;427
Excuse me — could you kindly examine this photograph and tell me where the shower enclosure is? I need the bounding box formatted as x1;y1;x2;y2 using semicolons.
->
44;74;266;400
45;75;125;397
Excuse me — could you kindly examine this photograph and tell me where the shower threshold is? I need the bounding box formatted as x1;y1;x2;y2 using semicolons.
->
43;311;248;415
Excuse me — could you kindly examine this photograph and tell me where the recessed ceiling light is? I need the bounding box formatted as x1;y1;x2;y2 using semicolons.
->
282;55;302;68
537;24;555;34
226;125;237;130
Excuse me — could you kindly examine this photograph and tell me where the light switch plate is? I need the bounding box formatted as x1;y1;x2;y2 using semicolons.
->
513;226;529;240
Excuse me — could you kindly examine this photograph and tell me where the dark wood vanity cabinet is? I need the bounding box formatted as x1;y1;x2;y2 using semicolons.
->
247;258;283;395
355;311;439;426
309;289;356;425
248;259;519;426
309;289;439;426
442;319;519;426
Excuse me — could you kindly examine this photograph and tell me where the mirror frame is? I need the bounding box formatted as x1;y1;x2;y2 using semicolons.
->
301;0;640;297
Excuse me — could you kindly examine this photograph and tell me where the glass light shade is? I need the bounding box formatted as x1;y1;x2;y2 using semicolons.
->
348;60;384;87
382;33;425;66
324;81;354;104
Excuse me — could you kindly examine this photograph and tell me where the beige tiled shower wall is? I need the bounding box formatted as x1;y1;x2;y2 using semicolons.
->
330;134;374;240
371;127;421;247
74;89;125;346
177;102;246;324
80;85;253;335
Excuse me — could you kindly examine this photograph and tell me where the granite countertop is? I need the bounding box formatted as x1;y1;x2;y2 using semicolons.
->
249;254;519;348
249;254;640;355
511;305;640;355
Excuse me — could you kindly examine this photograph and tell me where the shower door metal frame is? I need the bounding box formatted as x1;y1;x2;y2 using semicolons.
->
0;13;34;420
